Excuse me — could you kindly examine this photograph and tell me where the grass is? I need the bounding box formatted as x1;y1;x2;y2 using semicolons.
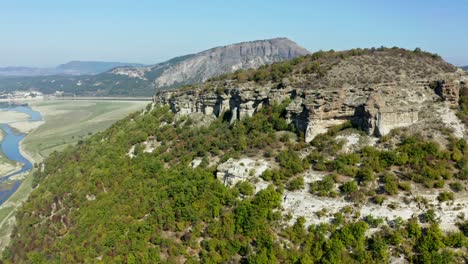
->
0;99;148;251
23;100;149;161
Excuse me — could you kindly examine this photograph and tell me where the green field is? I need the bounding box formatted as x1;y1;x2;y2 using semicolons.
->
24;100;149;161
0;99;149;251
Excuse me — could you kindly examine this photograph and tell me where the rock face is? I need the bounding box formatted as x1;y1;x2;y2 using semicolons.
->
113;38;310;89
434;80;461;106
216;158;269;187
154;50;468;142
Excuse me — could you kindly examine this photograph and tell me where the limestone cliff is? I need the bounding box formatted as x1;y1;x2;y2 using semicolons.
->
113;38;310;89
154;48;467;142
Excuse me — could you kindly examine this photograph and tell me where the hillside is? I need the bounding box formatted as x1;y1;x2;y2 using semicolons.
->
462;65;468;71
0;38;309;96
3;48;468;263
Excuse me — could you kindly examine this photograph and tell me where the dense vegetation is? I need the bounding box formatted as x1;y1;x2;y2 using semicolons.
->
4;102;467;263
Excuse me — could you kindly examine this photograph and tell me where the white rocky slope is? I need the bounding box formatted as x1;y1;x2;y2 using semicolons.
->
215;131;467;232
111;38;310;88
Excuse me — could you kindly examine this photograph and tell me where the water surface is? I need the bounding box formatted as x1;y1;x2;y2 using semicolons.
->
0;104;42;204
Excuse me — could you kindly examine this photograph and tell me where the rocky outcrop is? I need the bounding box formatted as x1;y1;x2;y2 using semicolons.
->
154;52;467;142
434;80;461;107
155;77;465;142
216;158;269;187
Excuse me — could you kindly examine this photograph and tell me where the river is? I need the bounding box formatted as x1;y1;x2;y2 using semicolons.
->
0;103;42;205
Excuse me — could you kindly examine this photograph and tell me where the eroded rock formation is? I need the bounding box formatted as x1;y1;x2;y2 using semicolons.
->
154;53;468;142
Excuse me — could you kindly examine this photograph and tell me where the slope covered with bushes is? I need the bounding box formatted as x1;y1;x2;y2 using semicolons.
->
3;48;468;263
3;103;467;263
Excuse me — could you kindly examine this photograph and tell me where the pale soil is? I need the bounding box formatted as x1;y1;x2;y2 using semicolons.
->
0;163;21;179
220;156;468;232
280;169;466;231
7;120;44;134
336;133;361;152
437;104;465;139
0;111;29;124
217;157;270;187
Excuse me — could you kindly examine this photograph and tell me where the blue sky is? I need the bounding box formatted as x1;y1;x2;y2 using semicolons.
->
0;0;467;67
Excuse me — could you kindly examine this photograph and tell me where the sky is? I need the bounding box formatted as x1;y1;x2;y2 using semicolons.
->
0;0;467;67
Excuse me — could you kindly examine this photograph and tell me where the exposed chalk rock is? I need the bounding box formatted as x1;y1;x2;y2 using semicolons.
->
216;158;269;187
154;52;467;141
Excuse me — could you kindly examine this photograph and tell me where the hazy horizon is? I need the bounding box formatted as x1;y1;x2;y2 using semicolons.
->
1;0;467;67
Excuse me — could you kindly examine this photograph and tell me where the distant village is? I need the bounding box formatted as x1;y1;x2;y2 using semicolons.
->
0;90;64;100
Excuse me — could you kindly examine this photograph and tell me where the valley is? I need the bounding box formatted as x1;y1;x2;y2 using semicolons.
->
0;38;309;97
0;99;148;251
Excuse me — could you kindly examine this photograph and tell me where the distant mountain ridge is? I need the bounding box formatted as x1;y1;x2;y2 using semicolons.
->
462;65;468;71
0;67;57;77
0;61;144;77
0;38;310;96
57;61;145;75
111;37;310;89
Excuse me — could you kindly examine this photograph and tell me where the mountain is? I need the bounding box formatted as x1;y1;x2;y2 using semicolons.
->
0;61;144;77
0;38;309;96
5;48;468;263
111;37;310;89
462;65;468;71
0;66;58;77
56;61;145;75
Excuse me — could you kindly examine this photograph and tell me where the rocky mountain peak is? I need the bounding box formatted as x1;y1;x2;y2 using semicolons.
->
111;38;310;89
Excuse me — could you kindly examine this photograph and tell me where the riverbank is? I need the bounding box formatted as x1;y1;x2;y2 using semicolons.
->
0;105;42;251
0;131;20;177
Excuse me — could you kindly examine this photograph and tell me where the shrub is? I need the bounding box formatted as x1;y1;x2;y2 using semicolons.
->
420;209;439;223
383;173;399;195
437;191;454;202
449;182;464;192
261;169;273;181
373;195;385;205
276;150;306;175
364;215;384;228
398;182;412;192
356;167;375;185
310;175;335;196
237;181;254;196
340;181;358;195
287;177;304;191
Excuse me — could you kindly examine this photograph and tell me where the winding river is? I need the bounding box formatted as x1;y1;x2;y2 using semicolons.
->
0;104;42;205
